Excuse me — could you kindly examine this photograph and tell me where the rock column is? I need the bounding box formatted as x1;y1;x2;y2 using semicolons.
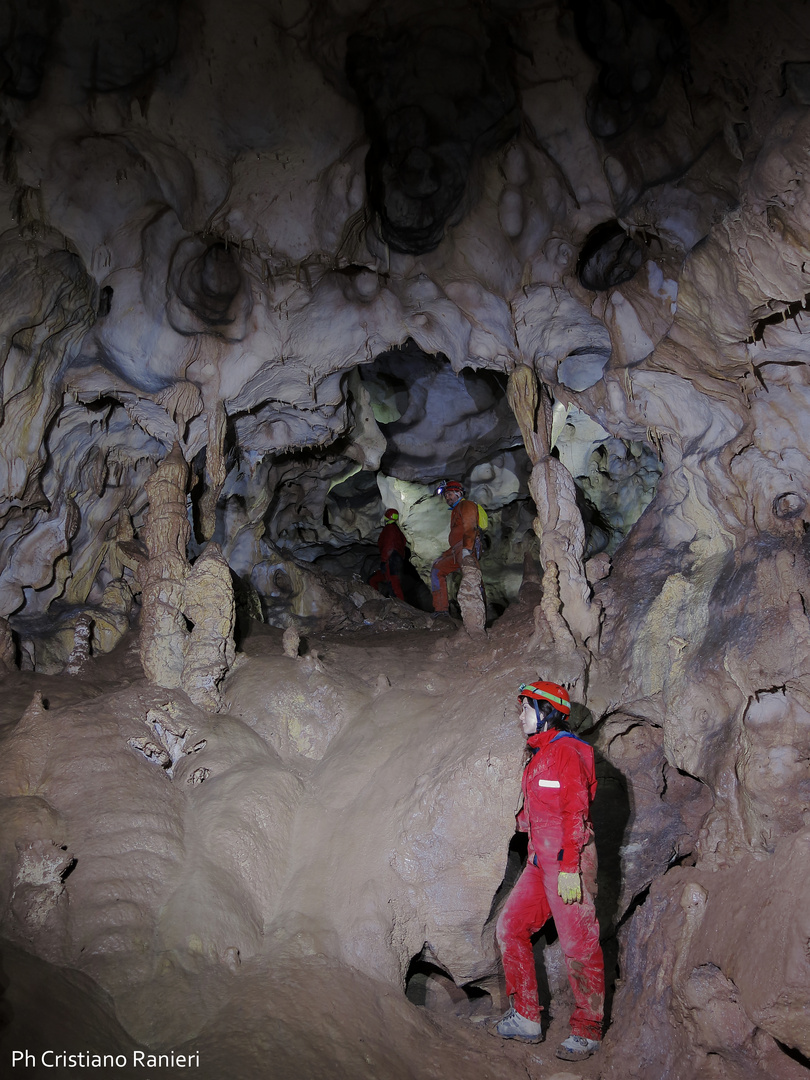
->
138;443;190;689
138;443;235;709
507;364;600;647
182;543;236;710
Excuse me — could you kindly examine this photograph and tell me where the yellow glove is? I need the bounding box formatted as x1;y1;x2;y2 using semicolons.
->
557;871;582;904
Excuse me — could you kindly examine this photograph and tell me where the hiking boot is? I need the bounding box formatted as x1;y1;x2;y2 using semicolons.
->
556;1034;600;1061
493;1007;543;1043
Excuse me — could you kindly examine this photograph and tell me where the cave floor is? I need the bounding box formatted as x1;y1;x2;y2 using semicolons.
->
0;605;609;1080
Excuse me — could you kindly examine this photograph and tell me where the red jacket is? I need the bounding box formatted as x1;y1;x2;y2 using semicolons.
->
516;728;597;874
446;498;479;554
378;522;408;563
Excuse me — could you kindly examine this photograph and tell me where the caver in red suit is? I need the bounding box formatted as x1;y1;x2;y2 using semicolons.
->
430;482;480;613
496;681;604;1053
369;510;408;600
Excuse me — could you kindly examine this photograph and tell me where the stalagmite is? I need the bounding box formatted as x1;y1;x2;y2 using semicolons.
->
182;543;236;711
529;560;576;652
137;444;236;706
63;613;93;676
457;558;486;637
282;626;301;658
137;444;190;689
16;691;46;733
671;881;709;993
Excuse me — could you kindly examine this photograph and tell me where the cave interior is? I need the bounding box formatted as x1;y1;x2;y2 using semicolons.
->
1;1;810;1078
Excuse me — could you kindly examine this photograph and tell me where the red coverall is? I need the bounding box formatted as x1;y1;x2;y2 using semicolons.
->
430;498;480;613
496;728;604;1041
369;521;408;600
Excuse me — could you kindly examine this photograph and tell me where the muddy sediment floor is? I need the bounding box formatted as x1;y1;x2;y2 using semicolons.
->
0;603;615;1079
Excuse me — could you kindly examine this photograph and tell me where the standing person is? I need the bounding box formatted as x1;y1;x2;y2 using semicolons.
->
430;480;480;614
494;680;604;1062
369;508;409;601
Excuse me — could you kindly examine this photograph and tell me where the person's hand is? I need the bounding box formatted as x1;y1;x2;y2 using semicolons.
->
557;871;581;904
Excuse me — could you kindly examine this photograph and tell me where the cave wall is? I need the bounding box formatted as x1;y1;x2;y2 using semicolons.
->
1;1;810;1077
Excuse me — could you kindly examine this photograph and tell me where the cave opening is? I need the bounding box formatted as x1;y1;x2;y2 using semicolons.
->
404;949;491;1021
615;884;651;934
774;1039;810;1070
59;856;78;882
97;285;113;317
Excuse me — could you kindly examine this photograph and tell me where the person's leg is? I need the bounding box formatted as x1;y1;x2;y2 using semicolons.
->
430;551;459;612
495;862;551;1022
539;842;604;1040
386;552;406;601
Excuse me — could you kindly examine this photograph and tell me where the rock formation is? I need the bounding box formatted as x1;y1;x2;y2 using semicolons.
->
181;544;236;711
0;2;809;1078
508;362;600;646
136;443;236;710
457;558;487;637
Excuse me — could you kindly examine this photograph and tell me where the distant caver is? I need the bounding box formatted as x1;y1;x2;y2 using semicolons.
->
430;481;483;616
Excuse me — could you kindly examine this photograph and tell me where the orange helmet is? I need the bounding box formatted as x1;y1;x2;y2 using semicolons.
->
383;508;399;522
437;480;464;497
518;681;571;716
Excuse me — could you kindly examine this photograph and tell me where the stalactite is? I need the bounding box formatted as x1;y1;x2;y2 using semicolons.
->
198;401;227;541
506;362;544;465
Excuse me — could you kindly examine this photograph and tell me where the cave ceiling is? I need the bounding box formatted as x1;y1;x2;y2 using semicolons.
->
0;0;804;654
3;0;810;646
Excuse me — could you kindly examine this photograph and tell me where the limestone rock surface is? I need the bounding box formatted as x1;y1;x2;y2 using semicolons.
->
2;1;810;1077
